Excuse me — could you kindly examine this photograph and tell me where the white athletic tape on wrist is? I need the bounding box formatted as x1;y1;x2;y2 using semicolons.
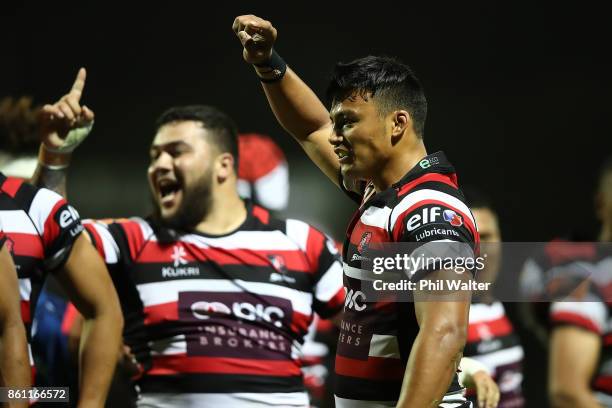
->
45;122;94;154
458;357;491;386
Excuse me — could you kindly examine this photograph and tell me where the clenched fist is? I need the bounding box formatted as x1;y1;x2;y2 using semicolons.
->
232;15;277;65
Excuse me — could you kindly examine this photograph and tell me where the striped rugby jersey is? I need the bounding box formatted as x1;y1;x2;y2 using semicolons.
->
335;151;479;407
464;300;524;407
523;242;612;405
83;203;344;406
0;172;84;372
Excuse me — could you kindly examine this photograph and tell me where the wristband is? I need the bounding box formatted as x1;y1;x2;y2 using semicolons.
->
254;50;287;83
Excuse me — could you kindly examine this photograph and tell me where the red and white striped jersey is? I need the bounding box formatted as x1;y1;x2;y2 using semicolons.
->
237;133;289;211
335;151;479;407
525;242;612;404
464;301;524;407
0;172;84;373
83;204;344;406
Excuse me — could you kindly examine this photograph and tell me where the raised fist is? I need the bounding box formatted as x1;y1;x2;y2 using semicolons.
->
232;15;277;65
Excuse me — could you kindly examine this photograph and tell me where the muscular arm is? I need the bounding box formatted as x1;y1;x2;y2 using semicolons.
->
233;15;340;186
549;326;602;408
0;247;30;406
261;69;339;185
55;234;123;408
397;271;471;408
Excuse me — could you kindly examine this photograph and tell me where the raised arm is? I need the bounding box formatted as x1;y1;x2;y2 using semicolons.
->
31;68;94;195
232;15;340;186
0;244;30;407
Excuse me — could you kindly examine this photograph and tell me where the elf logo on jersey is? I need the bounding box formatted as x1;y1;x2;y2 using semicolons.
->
443;209;463;227
358;232;372;254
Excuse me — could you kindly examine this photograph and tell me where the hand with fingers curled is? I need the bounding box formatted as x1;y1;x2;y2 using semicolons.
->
232;15;287;83
232;14;277;65
39;68;94;159
459;357;501;408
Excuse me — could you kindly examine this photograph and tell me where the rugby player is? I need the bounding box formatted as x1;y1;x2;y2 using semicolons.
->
233;14;479;407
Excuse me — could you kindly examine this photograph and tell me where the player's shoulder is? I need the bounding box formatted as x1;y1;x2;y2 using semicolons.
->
0;174;65;210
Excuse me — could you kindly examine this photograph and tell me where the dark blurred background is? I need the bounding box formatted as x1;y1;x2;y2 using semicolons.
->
2;3;610;406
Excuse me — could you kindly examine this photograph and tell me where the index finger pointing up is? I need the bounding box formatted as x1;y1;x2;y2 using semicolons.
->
70;67;87;101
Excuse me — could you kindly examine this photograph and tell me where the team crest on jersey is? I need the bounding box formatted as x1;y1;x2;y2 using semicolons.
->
267;254;287;274
358;232;372;254
443;209;463;227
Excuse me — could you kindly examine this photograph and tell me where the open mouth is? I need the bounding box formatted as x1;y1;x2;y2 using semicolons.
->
157;178;182;206
335;148;353;163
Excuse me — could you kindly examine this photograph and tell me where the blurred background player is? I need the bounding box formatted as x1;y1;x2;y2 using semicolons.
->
237;132;289;212
0;72;123;407
463;188;524;407
237;132;338;408
0;96;39;178
35;70;345;407
518;158;612;407
0;94;80;392
0;222;31;408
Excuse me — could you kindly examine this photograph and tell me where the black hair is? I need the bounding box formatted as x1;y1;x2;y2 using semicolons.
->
0;96;40;155
155;105;239;170
326;56;427;138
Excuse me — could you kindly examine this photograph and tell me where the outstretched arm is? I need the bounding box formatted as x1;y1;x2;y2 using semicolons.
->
232;15;340;186
0;245;30;407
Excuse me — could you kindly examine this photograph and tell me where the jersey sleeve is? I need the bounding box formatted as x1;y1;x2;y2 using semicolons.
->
27;187;84;271
550;286;608;335
286;219;345;318
83;217;152;266
389;188;479;280
83;219;122;265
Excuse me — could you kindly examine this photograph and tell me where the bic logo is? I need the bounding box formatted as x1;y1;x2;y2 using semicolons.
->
171;245;188;267
344;289;367;311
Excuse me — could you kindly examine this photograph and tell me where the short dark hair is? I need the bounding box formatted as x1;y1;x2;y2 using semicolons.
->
0;96;40;155
326;56;427;138
155;105;239;170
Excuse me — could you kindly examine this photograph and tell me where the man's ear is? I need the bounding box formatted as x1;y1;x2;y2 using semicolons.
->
215;153;235;182
390;110;411;144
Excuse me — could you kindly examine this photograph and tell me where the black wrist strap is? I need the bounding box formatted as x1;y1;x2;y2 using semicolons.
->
254;50;287;83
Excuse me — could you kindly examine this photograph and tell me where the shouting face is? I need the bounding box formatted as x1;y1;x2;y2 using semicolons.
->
148;121;216;229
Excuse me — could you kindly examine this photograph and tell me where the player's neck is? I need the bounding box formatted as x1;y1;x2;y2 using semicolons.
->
372;141;427;192
194;190;247;236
